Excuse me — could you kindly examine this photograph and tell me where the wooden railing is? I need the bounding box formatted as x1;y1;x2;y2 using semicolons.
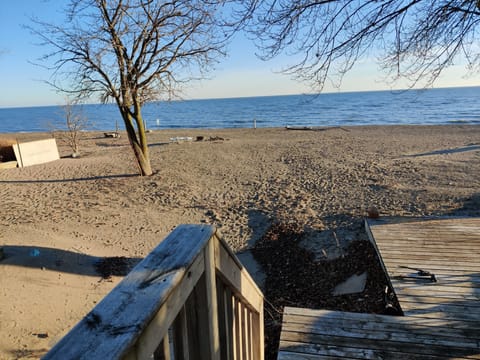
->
43;225;264;360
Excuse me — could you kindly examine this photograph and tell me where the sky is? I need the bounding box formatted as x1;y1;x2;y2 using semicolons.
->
1;2;479;108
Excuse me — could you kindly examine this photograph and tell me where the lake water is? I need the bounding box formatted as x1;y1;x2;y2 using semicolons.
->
0;86;479;133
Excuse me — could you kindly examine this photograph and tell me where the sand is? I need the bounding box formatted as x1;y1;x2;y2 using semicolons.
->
0;125;479;359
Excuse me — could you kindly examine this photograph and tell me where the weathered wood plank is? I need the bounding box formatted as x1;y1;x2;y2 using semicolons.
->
378;259;480;272
282;312;480;340
216;280;231;360
214;238;263;312
397;296;480;308
281;319;480;349
173;306;189;360
376;250;480;261
403;309;480;322
240;302;248;359
399;303;480;320
389;287;480;303
390;283;479;295
282;307;477;327
277;352;359;360
279;339;473;360
133;253;205;359
390;272;480;281
153;333;171;360
202;238;221;360
251;299;264;360
280;330;480;358
233;297;241;360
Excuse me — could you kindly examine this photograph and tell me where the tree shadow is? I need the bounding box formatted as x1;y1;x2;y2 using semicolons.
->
402;144;480;158
148;141;170;148
246;209;273;248
0;245;141;277
450;192;480;216
0;173;138;184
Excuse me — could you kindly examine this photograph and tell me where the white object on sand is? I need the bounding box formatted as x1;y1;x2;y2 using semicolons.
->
170;137;193;142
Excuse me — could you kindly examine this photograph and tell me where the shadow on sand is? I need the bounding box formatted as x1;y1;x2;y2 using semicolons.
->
0;173;138;184
0;245;141;277
403;144;480;157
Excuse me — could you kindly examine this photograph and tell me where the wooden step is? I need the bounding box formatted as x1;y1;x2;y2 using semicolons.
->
278;307;480;359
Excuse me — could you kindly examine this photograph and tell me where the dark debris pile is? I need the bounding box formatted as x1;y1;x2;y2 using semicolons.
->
251;222;401;360
94;256;134;279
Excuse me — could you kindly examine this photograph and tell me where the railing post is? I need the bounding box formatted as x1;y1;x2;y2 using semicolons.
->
201;235;221;359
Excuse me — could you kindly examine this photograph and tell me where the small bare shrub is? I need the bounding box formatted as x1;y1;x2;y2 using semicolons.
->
52;100;91;157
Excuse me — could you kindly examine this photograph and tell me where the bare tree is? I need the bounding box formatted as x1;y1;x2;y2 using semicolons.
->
31;0;232;176
54;99;90;158
243;1;480;90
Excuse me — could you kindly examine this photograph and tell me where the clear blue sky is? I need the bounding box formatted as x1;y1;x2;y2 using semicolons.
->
1;2;479;108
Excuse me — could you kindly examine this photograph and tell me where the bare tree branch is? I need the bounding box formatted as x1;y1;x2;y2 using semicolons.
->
242;0;480;90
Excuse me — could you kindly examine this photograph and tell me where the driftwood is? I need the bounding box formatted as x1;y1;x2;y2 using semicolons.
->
285;125;350;132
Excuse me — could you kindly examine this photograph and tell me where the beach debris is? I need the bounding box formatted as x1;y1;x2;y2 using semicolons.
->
33;332;49;339
169;136;193;142
104;132;120;138
367;206;380;219
332;272;367;296
285;126;314;131
397;265;437;282
251;223;398;359
285;125;350;132
383;286;401;315
205;136;225;142
170;135;224;142
95;256;133;279
0;247;4;261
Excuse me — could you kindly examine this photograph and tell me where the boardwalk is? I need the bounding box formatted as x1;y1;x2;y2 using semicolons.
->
367;217;480;322
278;217;480;359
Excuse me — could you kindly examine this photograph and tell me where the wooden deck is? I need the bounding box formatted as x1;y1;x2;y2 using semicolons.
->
278;217;480;359
367;217;480;322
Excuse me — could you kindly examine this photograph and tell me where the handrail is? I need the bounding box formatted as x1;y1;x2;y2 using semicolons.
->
43;225;264;360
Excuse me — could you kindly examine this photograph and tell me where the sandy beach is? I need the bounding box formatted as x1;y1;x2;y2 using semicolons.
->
0;125;479;359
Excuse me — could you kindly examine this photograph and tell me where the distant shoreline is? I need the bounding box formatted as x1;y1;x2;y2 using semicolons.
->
1;123;479;138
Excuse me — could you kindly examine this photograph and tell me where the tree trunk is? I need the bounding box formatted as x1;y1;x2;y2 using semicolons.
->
122;111;153;176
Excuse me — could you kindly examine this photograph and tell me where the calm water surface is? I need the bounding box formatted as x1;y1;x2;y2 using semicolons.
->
0;87;479;133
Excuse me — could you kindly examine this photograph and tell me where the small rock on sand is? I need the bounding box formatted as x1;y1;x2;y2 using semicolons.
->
332;272;367;296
